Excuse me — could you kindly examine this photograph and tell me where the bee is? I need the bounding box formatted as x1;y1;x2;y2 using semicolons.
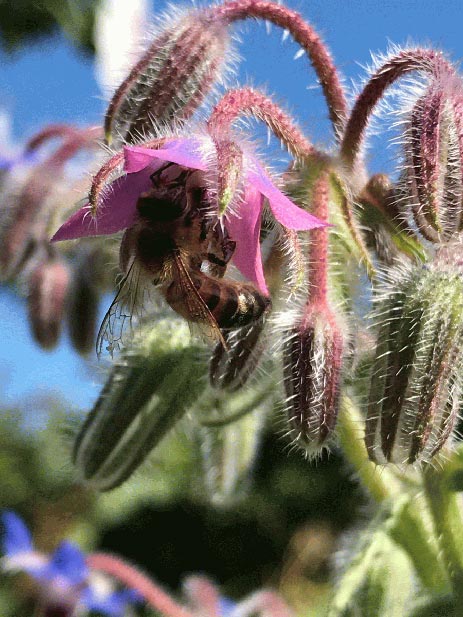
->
97;162;271;355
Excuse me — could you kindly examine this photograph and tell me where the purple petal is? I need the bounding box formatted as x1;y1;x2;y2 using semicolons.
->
248;162;329;230
1;511;33;556
51;166;157;241
226;184;268;295
124;137;208;173
42;541;88;586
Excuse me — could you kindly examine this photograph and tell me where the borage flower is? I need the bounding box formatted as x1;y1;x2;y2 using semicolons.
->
51;134;327;295
1;511;139;617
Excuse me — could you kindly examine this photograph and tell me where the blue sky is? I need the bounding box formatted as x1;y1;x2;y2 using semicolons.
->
1;0;463;413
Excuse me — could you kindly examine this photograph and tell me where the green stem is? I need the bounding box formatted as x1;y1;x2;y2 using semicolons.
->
423;464;463;608
338;396;448;593
337;396;393;503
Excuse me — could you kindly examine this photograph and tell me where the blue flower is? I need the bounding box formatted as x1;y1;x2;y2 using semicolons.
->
219;597;237;616
1;511;139;616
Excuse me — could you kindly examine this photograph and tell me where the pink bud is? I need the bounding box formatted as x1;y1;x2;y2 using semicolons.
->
283;304;344;454
406;80;463;241
104;7;231;145
27;255;70;350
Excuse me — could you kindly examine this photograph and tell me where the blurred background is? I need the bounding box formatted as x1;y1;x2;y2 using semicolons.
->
0;0;462;615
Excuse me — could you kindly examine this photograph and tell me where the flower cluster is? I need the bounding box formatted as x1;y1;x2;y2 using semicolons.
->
3;0;463;505
1;511;139;616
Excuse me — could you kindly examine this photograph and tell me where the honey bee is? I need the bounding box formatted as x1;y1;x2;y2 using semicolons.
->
97;162;271;355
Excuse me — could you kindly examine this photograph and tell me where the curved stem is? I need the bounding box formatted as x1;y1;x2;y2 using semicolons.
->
25;124;80;153
87;553;194;617
208;87;315;159
88;136;168;214
423;464;463;609
338;396;449;593
340;49;456;168
215;0;347;137
337;395;393;503
305;171;329;306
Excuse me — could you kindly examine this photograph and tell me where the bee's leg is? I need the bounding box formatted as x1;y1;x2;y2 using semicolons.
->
150;163;175;186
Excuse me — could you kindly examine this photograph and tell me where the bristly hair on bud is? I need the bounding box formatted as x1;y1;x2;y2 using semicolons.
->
402;74;463;242
73;319;208;491
280;172;346;456
365;257;463;465
104;4;234;146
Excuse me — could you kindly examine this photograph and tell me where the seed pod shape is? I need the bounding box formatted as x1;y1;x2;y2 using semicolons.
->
283;304;344;455
73;319;207;491
366;261;463;464
27;254;70;350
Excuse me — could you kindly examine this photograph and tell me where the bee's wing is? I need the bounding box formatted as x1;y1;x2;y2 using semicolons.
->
171;252;227;349
96;259;151;358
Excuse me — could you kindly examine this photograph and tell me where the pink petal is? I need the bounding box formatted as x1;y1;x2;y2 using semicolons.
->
51;166;157;241
226;184;268;295
124;138;208;173
247;162;329;230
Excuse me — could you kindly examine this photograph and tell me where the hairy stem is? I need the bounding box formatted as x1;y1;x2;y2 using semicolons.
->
338;396;449;593
215;0;347;136
423;464;463;607
208;87;315;159
87;553;194;617
340;49;456;167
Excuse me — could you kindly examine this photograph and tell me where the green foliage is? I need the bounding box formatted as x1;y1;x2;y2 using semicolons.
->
0;0;97;54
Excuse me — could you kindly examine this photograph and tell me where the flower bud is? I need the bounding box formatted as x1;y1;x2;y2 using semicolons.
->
365;260;463;464
193;385;271;505
73;319;207;491
27;253;70;350
406;81;463;241
104;7;231;145
67;248;105;355
359;174;426;265
209;321;267;391
282;304;344;455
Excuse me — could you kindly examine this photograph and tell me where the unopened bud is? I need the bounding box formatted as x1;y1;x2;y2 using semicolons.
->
283;304;344;455
27;254;70;350
105;7;231;145
73;319;207;491
194;385;271;505
365;260;463;464
406;81;463;241
68;249;104;355
359;174;426;264
214;139;243;215
209;320;267;391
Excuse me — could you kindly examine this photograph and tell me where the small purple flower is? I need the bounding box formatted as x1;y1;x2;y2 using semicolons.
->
51;135;327;295
1;511;139;616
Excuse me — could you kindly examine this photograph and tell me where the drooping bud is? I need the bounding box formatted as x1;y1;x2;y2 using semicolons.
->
73;319;207;491
193;383;272;505
68;280;99;355
67;248;103;355
365;257;463;464
0;127;99;281
282;172;345;454
104;7;231;146
209;321;267;391
27;252;70;350
359;173;426;265
214;139;243;216
196;409;266;506
405;79;463;241
283;305;344;455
